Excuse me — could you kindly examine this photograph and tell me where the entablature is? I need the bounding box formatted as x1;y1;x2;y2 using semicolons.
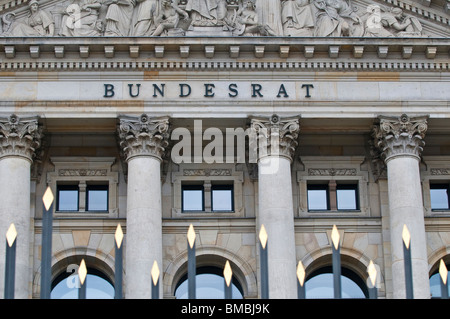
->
0;37;449;72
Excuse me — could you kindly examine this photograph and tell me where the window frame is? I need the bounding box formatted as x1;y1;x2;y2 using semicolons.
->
421;156;450;217
171;164;244;217
297;156;369;217
86;184;110;212
336;183;360;211
306;182;360;212
182;184;205;212
307;183;330;211
429;183;450;211
46;157;119;218
56;184;80;212
211;184;235;212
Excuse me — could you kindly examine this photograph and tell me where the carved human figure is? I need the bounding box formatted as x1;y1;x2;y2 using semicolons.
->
226;0;276;36
255;0;283;35
281;0;314;36
60;0;102;36
104;0;136;36
8;0;54;36
313;0;363;37
185;0;227;26
152;0;189;36
380;7;423;36
0;12;16;35
130;0;159;36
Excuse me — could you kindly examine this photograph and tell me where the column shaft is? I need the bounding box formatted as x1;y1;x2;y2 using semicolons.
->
0;114;42;299
125;156;163;298
252;115;299;299
373;114;430;299
387;156;430;298
258;156;297;298
0;157;32;298
118;114;169;299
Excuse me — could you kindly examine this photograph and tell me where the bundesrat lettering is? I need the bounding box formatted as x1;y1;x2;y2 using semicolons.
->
103;83;314;98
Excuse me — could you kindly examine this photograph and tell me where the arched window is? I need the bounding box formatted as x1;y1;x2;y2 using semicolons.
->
51;267;114;299
174;266;244;299
305;266;368;298
429;261;450;298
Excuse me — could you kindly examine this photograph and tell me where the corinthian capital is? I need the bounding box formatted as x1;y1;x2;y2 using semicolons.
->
0;114;42;162
249;114;300;162
118;114;170;162
372;114;428;162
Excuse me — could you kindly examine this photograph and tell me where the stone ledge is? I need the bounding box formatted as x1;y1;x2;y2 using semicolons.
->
0;37;448;61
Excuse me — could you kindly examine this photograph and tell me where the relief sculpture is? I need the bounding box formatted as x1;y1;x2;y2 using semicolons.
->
0;0;431;37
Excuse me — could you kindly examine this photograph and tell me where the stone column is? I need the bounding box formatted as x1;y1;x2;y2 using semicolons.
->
118;114;170;299
373;114;430;299
250;114;299;299
0;114;42;299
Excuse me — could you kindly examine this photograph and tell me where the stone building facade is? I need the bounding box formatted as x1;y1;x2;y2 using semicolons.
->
0;0;448;299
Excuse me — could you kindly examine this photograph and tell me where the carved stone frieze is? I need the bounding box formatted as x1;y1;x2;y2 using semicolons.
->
249;114;300;162
58;169;108;176
308;168;357;176
118;114;170;162
0;114;43;162
430;168;450;175
372;114;428;162
183;168;232;176
0;0;436;38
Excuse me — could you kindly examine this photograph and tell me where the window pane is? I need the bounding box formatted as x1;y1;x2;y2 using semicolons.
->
308;189;328;210
305;273;366;299
51;273;114;299
430;270;450;298
430;188;449;210
337;189;358;210
183;188;203;211
212;187;233;211
175;267;243;299
87;188;108;211
57;188;78;211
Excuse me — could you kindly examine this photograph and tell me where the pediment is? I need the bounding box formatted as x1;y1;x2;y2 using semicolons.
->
0;0;447;38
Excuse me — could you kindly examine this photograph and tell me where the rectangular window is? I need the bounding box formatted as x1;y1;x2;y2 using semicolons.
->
336;184;359;210
182;185;204;212
211;185;234;212
307;182;359;212
57;184;79;211
307;184;329;211
430;183;450;210
86;184;109;212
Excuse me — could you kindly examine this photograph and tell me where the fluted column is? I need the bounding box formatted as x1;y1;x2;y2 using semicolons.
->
373;114;430;299
0;114;42;299
250;114;299;299
118;114;170;299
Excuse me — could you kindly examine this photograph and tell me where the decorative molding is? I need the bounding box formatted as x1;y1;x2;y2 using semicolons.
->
430;168;450;175
249;114;300;163
117;114;170;162
58;169;108;176
0;37;448;72
308;168;357;176
183;168;232;176
0;56;448;72
0;113;42;162
372;113;428;162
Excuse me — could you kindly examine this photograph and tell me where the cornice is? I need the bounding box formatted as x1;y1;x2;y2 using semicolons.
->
0;37;449;72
